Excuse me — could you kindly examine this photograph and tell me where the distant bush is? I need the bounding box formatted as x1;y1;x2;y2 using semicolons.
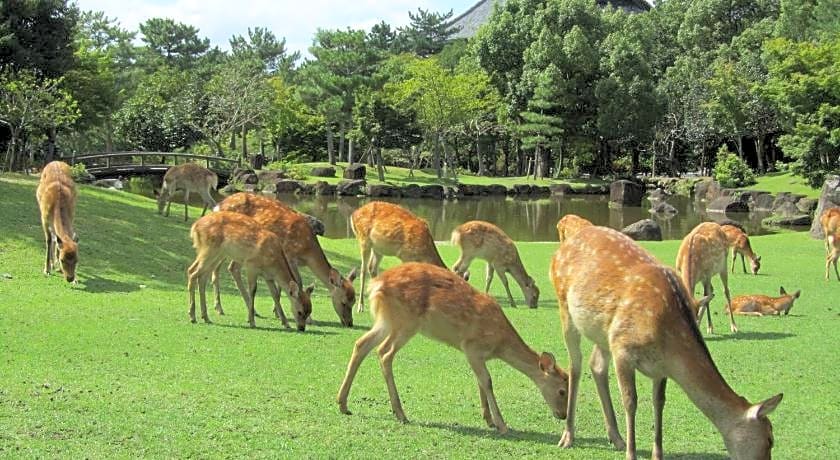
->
70;163;89;182
263;160;308;180
713;147;756;188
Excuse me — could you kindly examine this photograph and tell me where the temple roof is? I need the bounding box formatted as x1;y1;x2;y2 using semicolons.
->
450;0;651;39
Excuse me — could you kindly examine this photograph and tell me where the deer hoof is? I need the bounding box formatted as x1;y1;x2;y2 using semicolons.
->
558;430;574;448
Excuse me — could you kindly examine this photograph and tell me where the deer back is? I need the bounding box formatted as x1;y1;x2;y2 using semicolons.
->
452;220;518;265
676;222;729;287
556;214;593;243
352;201;445;267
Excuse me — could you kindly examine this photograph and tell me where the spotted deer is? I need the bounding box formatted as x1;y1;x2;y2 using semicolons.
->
720;223;761;275
451;220;539;308
212;193;357;326
188;211;313;330
36;161;78;282
821;207;840;281
156;163;218;221
350;201;446;311
551;225;782;460
337;262;568;433
556;214;593;244
676;222;738;334
728;287;801;316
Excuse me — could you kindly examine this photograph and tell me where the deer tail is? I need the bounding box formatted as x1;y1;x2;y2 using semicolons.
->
209;173;218;191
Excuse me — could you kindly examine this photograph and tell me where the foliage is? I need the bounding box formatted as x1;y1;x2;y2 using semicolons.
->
229;27;299;77
713;146;757;187
69;162;88;182
0;0;79;78
262;159;308;180
138;17;210;69
394;8;459;57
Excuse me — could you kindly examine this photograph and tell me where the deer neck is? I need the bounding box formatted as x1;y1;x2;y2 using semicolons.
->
504;257;531;289
496;333;545;383
52;200;75;241
300;241;336;290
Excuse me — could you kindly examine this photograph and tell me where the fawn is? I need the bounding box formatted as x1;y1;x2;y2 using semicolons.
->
36;161;78;282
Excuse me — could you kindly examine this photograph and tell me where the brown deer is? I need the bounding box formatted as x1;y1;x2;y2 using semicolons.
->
728;287;801;316
551;225;783;460
188;211;313;330
156;163;218;221
350;201;445;312
556;214;592;244
720;223;761;275
676;222;738;334
451;220;539;308
212;193;357;327
337;262;568;433
36;161;79;282
821;207;840;280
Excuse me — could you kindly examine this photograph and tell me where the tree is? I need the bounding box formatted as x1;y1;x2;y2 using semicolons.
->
0;0;79;78
395;8;459;58
230;27;299;77
0;69;79;170
138;18;210;69
518;66;563;178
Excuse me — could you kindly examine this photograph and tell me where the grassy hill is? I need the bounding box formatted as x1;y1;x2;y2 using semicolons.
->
0;173;836;458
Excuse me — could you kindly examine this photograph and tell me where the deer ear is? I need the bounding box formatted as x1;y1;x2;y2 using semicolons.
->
697;294;714;310
538;352;556;373
346;267;358;283
463;270;471;281
288;280;300;298
306;284;315;295
747;393;783;420
794;290;801;299
779;286;787;295
756;255;761;262
72;233;79;243
329;268;342;287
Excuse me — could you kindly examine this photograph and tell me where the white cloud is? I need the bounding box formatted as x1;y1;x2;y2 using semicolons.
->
75;0;476;57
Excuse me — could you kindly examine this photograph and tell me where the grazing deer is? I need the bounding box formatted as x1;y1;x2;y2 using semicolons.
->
556;214;592;244
676;222;738;334
821;207;840;280
337;262;568;433
728;287;801;316
720;223;761;275
551;225;782;460
350;201;446;312
36;161;79;282
156;163;218;221
451;220;539;308
188;211;313;330
212;193;357;326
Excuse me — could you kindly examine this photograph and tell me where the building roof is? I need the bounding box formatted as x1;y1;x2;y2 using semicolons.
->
450;0;651;39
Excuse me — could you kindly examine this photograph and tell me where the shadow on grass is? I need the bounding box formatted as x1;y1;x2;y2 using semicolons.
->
206;322;337;335
309;318;369;331
417;420;618;449
80;274;141;293
705;331;795;342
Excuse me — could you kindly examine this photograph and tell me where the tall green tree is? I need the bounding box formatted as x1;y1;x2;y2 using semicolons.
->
230;27;299;77
138;18;210;69
0;0;79;78
395;8;459;57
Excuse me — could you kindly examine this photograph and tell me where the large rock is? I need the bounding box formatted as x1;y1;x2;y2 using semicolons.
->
622;219;662;241
366;184;401;198
257;170;287;185
419;184;445;199
751;193;776;211
773;201;802;218
533;186;551;196
810;175;840;239
647;188;670;203
772;192;806;212
694;179;721;201
336;179;366;196
343;163;366;180
272;179;304;194
649;201;678;215
232;166;256;183
310;166;336;178
763;214;812;227
455;184;483;196
402;184;422;198
511;184;535;195
797;197;819;214
313;181;336;196
610;180;645;207
487;184;508;195
550;184;574;195
706;195;750;214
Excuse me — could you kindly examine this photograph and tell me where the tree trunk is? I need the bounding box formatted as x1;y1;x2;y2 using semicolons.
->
503;139;509;177
755;136;765;173
376;143;385;182
668;138;677;176
338;120;346;163
734;133;743;159
433;133;442;178
241;127;249;159
105;115;114;154
327;126;335;165
476;134;485;176
230;131;237;150
348;137;354;164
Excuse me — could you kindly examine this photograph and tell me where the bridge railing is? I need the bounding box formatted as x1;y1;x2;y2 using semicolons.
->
69;152;241;171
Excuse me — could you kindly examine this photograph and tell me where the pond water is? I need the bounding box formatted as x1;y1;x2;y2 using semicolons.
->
124;176;787;242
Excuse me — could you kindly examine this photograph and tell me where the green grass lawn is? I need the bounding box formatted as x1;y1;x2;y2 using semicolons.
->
1;173;837;458
744;171;820;199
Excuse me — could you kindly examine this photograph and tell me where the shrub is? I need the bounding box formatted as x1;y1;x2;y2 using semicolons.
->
70;163;90;182
263;160;308;181
713;147;756;188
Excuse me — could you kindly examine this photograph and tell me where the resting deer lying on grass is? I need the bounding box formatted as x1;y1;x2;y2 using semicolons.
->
676;222;738;334
556;214;592;244
350;201;445;312
188;211;313;330
720;223;761;275
36;161;79;282
551;225;783;460
212;193;357;326
821;207;840;281
156;163;217;221
337;262;568;433
728;287;801;316
451;220;539;308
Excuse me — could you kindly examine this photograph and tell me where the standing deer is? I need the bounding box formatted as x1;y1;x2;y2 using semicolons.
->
350;201;445;312
676;222;738;334
156;163;218;221
720;223;761;275
551;225;782;460
728;287;801;316
451;220;539;308
212;193;357;326
821;207;840;281
188;211;313;330
36;161;79;282
556;214;592;244
337;262;568;433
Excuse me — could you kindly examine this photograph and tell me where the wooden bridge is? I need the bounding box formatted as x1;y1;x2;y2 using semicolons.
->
68;152;241;179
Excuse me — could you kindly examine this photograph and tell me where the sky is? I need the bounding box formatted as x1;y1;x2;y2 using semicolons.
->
74;0;479;59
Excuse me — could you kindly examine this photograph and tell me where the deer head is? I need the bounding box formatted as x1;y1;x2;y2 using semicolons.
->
329;268;357;327
56;237;78;283
287;281;315;331
723;393;782;460
535;352;569;420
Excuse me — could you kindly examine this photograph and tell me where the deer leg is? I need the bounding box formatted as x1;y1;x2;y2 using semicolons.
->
337;322;388;415
369;251;383;277
452;253;473;278
187;262;199;324
245;271;259;328
183;189;191;222
478;386;494;428
720;270;737;333
651;378;667;460
730;250;737;274
198;272;211;323
377;329;416;424
212;261;225;315
187;253;218;324
497;269;517;308
614;356;638;460
466;353;507;434
227;263;254;327
43;227;52;275
833;252;840;281
740;253;748;274
357;244;371;312
590;346;625;450
701;281;714;335
265;279;289;328
199;189;214;217
484;264;495;293
559;318;583;449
